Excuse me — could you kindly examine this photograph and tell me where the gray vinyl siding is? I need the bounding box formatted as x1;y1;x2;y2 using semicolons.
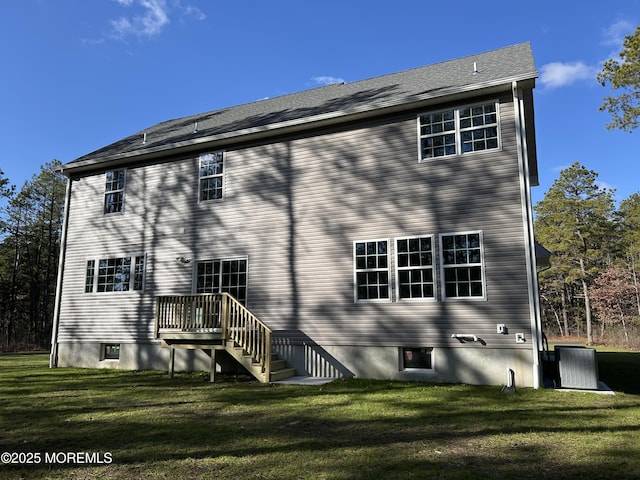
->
58;92;534;350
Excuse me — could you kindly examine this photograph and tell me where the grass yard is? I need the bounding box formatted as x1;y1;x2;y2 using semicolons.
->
0;352;639;479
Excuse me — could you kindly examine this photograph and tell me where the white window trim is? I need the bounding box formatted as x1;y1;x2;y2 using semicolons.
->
84;253;146;294
103;168;126;215
198;151;225;203
394;235;437;302
438;231;487;301
353;238;392;303
417;101;501;162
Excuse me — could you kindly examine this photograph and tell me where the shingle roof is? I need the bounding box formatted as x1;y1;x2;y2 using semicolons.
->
64;42;537;171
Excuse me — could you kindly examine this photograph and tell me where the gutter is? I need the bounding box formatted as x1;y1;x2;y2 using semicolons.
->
49;176;72;368
512;81;543;389
60;74;537;176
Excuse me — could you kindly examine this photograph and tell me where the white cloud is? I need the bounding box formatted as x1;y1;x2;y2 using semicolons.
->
312;76;345;86
539;61;598;89
109;0;205;40
183;5;206;21
110;0;169;39
601;19;636;47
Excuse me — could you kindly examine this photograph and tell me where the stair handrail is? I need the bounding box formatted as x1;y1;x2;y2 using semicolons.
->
220;293;272;381
155;293;273;382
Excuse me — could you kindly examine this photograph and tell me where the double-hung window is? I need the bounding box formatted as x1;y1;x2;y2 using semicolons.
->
195;258;247;305
419;102;499;160
396;236;435;300
354;240;390;301
199;152;224;201
440;232;485;299
104;169;126;214
85;255;146;293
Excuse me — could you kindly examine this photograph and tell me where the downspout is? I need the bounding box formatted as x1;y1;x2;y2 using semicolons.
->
49;175;72;368
512;81;543;389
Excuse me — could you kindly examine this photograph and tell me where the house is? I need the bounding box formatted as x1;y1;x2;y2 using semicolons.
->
50;42;544;387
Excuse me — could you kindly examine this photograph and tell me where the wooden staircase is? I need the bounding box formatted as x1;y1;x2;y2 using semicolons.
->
155;293;296;383
224;340;296;382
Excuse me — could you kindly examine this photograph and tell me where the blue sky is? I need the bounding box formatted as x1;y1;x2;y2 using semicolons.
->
0;0;638;207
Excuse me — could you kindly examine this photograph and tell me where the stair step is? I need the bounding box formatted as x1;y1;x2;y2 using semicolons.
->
270;367;296;382
271;359;286;371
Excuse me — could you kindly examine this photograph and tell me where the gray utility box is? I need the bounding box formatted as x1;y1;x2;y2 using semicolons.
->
555;346;599;390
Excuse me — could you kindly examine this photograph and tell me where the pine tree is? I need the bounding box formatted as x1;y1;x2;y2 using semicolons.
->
534;163;616;344
618;192;640;316
598;25;640;132
0;161;65;350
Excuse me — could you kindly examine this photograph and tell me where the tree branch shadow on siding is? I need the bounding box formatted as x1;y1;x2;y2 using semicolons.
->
71;85;403;164
236;104;533;384
61;94;535;385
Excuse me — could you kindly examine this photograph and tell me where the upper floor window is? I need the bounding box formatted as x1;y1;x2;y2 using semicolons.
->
419;102;499;160
85;255;146;293
199;152;224;201
439;232;485;299
396;236;435;300
354;240;390;302
104;169;126;214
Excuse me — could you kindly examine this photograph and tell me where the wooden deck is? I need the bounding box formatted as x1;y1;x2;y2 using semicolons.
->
155;293;295;382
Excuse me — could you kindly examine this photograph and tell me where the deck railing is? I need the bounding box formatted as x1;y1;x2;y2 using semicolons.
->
155;294;222;333
155;293;272;380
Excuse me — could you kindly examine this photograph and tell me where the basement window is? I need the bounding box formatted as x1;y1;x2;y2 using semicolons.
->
103;343;120;360
401;347;433;370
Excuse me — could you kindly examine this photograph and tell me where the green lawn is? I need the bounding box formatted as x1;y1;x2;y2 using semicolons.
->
1;352;639;479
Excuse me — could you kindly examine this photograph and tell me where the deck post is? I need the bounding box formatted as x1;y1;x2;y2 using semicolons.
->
168;346;175;379
210;348;217;383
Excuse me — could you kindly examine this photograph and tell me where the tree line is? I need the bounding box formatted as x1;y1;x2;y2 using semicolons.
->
535;163;640;348
0;25;638;352
0;162;66;351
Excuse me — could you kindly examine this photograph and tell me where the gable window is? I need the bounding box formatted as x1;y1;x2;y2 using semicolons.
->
440;232;485;299
396;236;435;300
419;102;499;160
354;240;390;301
195;258;247;305
104;169;126;214
199;152;224;201
85;255;146;293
